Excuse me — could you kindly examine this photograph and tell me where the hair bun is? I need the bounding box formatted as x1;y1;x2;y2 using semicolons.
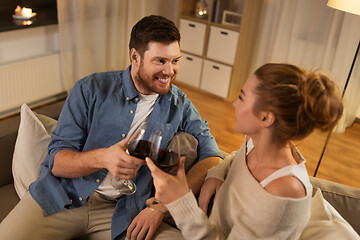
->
297;71;343;132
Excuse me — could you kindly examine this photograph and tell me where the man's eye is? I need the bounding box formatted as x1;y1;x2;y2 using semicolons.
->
172;59;179;64
158;59;165;64
238;95;243;101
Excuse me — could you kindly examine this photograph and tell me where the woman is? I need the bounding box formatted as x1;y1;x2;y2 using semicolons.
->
146;63;344;239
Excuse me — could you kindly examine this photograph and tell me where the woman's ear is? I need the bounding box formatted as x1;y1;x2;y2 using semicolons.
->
130;48;140;67
260;112;275;128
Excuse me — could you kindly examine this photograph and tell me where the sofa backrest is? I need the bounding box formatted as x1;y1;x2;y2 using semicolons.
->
0;116;20;186
310;176;360;235
0;99;66;187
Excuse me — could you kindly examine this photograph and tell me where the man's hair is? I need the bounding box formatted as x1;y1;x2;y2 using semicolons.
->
129;15;181;57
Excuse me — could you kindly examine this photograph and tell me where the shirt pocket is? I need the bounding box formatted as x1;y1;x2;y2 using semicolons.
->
154;123;176;149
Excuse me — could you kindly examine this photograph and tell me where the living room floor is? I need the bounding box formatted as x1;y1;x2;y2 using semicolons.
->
176;81;360;189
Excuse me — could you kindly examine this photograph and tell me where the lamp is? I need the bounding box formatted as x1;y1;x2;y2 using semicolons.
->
195;0;208;18
313;0;360;176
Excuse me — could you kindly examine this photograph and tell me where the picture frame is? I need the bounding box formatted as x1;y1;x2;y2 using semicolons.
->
221;10;242;28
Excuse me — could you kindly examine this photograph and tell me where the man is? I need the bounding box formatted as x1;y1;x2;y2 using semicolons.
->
0;15;222;240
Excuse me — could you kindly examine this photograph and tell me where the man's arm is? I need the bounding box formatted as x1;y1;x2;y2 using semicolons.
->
52;138;145;179
186;156;222;195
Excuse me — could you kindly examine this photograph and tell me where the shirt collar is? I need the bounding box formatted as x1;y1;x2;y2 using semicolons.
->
121;65;139;101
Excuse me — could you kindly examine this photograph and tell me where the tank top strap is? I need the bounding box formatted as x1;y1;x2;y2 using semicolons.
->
259;162;311;195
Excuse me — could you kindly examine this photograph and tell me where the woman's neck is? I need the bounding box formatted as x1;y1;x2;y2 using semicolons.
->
247;133;295;168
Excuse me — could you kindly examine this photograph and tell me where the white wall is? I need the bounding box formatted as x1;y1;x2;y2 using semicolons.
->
144;0;179;22
0;25;59;66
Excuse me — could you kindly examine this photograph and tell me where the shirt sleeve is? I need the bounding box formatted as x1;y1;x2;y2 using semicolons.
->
44;79;91;170
181;98;222;161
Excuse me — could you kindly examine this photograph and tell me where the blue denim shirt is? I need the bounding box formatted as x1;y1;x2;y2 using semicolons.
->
29;66;221;239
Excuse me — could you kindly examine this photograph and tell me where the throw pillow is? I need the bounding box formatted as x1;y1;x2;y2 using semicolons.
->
12;104;57;199
300;188;360;239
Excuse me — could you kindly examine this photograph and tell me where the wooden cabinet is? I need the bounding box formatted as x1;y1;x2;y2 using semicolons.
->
176;52;203;88
179;19;207;56
175;0;246;100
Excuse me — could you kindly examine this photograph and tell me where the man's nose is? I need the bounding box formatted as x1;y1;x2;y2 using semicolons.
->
163;63;174;75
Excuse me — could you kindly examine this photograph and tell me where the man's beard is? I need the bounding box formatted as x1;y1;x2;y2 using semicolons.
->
135;62;173;95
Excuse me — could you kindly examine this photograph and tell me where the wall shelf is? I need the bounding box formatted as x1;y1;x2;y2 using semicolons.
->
176;0;245;100
0;9;57;32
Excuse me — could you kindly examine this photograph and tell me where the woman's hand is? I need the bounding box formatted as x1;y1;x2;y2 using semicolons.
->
198;178;223;214
146;157;189;204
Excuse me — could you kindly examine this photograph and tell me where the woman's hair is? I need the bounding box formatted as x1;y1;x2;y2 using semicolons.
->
253;63;343;141
129;15;181;57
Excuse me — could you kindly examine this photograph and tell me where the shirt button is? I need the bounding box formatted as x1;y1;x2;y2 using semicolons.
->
96;179;100;183
122;133;126;137
70;199;73;203
79;197;83;201
126;97;129;100
130;110;134;114
135;97;139;101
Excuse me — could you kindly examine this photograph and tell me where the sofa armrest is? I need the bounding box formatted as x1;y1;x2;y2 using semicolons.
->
309;176;360;235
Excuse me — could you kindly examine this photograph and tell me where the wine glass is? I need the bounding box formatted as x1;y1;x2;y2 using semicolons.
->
111;122;151;195
146;128;180;212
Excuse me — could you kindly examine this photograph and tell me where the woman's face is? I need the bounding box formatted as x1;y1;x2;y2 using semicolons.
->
232;74;262;135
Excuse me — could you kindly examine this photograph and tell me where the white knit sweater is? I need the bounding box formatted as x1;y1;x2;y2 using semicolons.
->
166;142;312;239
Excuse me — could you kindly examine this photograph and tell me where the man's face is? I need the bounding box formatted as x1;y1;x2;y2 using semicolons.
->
131;41;181;95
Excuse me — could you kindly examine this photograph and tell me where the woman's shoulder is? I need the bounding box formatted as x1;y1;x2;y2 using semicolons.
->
264;175;307;198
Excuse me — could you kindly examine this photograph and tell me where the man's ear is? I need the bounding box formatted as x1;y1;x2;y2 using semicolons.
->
130;48;140;67
260;112;275;128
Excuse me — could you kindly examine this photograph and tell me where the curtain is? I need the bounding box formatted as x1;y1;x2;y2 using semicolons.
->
251;0;360;132
56;0;147;91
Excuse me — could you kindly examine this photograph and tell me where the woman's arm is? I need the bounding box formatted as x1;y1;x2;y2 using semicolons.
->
146;157;226;239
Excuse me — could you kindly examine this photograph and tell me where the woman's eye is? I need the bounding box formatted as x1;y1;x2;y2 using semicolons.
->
238;95;243;101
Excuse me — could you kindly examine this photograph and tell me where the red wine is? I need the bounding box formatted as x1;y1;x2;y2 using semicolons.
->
152;149;180;175
128;140;152;160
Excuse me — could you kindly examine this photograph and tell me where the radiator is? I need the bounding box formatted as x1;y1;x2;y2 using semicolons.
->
0;54;64;116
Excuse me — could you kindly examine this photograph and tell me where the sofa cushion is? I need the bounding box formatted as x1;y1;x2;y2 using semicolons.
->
310;176;360;235
300;188;359;239
12;104;57;199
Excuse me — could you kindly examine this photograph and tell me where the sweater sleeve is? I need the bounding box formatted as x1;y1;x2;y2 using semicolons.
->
166;191;226;240
205;150;237;181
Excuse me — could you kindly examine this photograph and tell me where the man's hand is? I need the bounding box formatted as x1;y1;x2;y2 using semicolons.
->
198;178;223;214
104;138;146;180
52;138;145;179
126;207;165;240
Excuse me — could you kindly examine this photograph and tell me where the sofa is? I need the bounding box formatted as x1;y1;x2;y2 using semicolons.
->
0;100;359;239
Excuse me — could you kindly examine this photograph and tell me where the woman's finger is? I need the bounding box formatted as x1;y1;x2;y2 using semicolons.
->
177;156;186;178
199;188;211;213
146;157;163;177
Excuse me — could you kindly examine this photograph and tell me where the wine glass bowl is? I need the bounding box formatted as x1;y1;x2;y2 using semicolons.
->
127;130;152;160
146;128;180;211
150;148;180;175
111;122;150;195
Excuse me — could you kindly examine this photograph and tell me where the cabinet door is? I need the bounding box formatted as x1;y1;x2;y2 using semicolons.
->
176;52;202;88
207;26;239;65
200;60;232;98
179;19;206;56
